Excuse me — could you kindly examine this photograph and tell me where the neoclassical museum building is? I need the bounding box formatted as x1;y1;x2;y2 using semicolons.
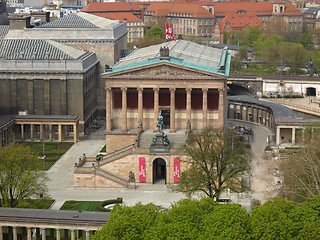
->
74;40;231;188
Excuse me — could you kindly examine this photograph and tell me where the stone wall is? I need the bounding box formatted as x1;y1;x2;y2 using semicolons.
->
105;133;137;154
74;173;125;188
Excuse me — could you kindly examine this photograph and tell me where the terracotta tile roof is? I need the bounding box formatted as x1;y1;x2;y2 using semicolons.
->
145;1;214;18
218;12;262;33
93;13;143;22
82;2;141;13
213;1;301;17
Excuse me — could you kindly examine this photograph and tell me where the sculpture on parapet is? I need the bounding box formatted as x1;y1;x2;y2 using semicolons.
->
156;114;164;134
128;171;135;182
137;119;143;133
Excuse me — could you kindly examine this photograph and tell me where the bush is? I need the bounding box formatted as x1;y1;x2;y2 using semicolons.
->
97;198;123;212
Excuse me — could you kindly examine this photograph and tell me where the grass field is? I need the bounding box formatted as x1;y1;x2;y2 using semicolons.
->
60;201;101;212
16;199;55;209
20;142;73;170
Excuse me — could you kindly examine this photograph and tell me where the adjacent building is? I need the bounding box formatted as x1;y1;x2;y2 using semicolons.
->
0;38;99;134
6;11;128;120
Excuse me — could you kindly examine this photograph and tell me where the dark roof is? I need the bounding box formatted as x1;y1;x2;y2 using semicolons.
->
0;25;9;38
0;208;109;226
14;115;79;120
0;39;86;60
0;115;15;128
39;13;98;28
213;44;254;52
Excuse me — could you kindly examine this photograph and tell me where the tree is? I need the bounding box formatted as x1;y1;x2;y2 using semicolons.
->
144;25;163;39
0;144;48;207
251;198;299;240
90;203;159;240
174;128;250;201
279;124;320;203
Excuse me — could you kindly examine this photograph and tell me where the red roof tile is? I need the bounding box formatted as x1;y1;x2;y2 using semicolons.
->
218;12;262;32
93;13;143;22
82;2;141;13
213;1;301;17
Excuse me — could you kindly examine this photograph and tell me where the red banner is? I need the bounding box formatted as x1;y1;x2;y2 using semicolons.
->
174;158;180;182
166;22;176;41
139;157;146;182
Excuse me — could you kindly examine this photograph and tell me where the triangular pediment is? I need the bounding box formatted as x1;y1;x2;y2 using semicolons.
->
104;62;225;78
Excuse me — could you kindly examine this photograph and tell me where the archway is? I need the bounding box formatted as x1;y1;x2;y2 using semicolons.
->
228;84;254;96
306;87;316;97
153;158;166;184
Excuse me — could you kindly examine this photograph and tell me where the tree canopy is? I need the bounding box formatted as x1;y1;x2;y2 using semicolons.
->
144;25;163;39
0;144;48;207
174;128;250;201
91;196;320;239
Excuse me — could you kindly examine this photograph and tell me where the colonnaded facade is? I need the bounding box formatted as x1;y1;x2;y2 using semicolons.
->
74;40;231;187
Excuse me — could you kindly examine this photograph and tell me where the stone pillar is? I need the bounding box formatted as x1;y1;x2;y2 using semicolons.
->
30;124;34;141
276;127;280;146
186;88;192;122
138;88;143;126
154;88;159;130
292;127;296;145
202;88;208;128
0;226;3;240
85;230;90;240
49;124;53;141
27;228;32;240
41;229;46;240
170;88;175;133
40;124;44;140
73;123;77;143
218;89;225;125
13;227;17;240
44;80;50;115
21;124;24;140
61;79;67;115
28;79;34;114
121;87;127;132
56;229;60;240
71;230;75;240
58;125;62;142
106;88;112;132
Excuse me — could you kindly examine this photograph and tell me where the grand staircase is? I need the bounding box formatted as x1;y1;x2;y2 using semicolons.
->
76;130;188;188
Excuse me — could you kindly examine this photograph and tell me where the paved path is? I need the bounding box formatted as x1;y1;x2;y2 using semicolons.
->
47;132;187;210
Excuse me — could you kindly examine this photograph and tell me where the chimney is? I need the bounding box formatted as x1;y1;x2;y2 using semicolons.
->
9;16;31;29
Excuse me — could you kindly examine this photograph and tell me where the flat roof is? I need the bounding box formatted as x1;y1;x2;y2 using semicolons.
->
0;207;109;225
227;96;320;124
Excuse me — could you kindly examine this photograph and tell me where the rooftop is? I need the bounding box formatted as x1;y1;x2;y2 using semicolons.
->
93;12;142;22
105;40;230;77
0;207;109;226
0;38;87;60
38;12;120;29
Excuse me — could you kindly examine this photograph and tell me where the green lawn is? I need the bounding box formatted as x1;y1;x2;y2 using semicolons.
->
60;201;101;212
16;199;55;209
20;142;73;170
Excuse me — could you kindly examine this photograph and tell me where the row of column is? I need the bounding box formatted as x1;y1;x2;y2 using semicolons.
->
106;87;224;132
229;103;274;129
18;123;78;143
0;226;91;240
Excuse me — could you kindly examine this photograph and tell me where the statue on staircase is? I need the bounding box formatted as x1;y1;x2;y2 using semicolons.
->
156;114;164;134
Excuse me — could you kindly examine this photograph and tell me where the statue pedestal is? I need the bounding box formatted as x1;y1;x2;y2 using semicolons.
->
150;132;170;153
